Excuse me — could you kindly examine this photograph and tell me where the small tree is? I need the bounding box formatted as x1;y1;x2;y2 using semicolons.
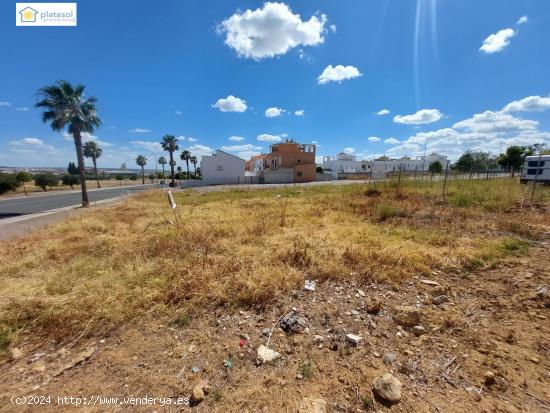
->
158;156;167;177
497;146;531;177
83;141;103;188
180;150;191;179
135;155;147;184
190;155;198;178
61;174;80;189
115;174;123;181
34;173;59;191
129;175;137;181
15;172;33;195
67;162;79;175
148;173;156;183
428;161;443;179
0;173;19;195
316;166;323;173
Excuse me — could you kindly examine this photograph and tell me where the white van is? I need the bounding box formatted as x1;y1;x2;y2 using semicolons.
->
521;155;550;184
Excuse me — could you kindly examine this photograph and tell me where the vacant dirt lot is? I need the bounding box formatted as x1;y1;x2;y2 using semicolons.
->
0;180;549;412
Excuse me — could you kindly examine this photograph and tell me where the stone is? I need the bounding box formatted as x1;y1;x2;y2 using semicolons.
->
190;380;209;405
313;335;325;344
280;312;308;333
261;328;271;336
383;352;397;365
351;310;360;316
304;280;316;291
411;325;426;337
393;306;421;327
346;334;363;345
298;397;327;413
420;279;441;287
191;366;200;374
257;345;281;363
373;373;402;403
367;298;382;314
432;295;449;305
484;371;496;386
10;348;23;359
357;289;366;297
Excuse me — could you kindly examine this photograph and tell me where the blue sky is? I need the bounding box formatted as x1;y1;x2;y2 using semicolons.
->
1;0;550;168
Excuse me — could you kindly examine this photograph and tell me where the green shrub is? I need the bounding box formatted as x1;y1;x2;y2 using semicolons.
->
61;174;80;189
34;173;59;191
0;173;19;195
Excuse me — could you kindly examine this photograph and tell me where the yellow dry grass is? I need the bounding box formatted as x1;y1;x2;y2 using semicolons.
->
0;179;548;351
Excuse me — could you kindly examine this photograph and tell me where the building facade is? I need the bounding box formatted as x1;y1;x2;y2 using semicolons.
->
200;150;246;184
263;140;316;183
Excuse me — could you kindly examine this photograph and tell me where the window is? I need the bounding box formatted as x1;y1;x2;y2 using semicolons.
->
216;165;223;171
297;171;303;177
526;168;543;175
528;160;545;167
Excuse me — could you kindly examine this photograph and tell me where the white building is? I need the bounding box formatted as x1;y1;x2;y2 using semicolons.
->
323;152;370;173
200;150;246;184
323;152;449;177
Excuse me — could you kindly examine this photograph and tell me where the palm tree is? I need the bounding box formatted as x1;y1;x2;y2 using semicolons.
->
180;150;191;179
36;80;101;207
160;135;179;187
83;141;103;188
190;155;198;178
158;156;167;178
136;155;147;184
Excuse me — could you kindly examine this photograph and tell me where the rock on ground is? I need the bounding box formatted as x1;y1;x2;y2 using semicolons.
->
298;397;327;413
373;373;402;403
392;305;421;327
257;345;281;363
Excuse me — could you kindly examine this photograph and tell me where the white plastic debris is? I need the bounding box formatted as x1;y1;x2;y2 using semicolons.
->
304;280;316;291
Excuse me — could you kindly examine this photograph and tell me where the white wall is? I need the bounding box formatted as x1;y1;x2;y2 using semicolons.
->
201;150;245;183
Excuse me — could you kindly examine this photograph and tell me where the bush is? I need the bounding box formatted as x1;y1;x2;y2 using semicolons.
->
115;175;123;181
34;173;59;191
15;171;32;184
61;174;80;189
0;173;19;195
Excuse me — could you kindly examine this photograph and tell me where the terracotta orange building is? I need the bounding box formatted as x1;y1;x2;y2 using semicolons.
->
246;139;316;183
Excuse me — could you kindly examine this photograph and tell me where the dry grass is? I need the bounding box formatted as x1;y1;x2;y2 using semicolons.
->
0;178;548;352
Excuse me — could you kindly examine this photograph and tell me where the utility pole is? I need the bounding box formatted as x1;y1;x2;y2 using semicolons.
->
421;140;427;181
442;160;449;201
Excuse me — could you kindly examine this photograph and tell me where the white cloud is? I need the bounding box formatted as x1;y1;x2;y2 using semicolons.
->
384;138;400;145
368;136;381;143
517;15;528;25
229;136;245;142
393;109;443;125
130;128;152;133
212;95;247;112
0;101;11;107
479;28;515;54
130;140;163;152
343;147;355;155
11;148;36;154
188;144;213;158
81;132;114;147
311;140;318;144
318;65;361;84
257;134;282;142
218;2;328;60
294;109;305;116
221;144;262;152
11;137;43;146
187;137;198;142
376;109;390;116
16;107;29;111
265;107;285;118
502;95;550;113
237;150;261;160
175;110;182;115
453;110;537;133
330;24;337;33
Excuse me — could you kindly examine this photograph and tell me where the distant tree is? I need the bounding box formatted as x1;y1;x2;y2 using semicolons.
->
83;141;103;188
454;150;489;177
157;172;165;179
428;161;443;179
158;156;167;177
67;162;79;175
129;175;137;181
36;80;101;207
316;166;323;173
160;135;179;187
115;174;124;181
190;155;198;178
135;155;147;184
0;173;20;195
180;150;191;180
34;173;59;191
497;146;531;177
61;174;80;189
15;171;33;195
148;173;156;183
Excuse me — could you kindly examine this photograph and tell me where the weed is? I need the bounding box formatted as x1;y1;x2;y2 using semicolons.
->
172;313;190;328
299;361;314;379
209;388;222;402
361;394;374;410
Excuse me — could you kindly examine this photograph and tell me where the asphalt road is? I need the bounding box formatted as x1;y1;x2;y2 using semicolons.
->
0;184;156;219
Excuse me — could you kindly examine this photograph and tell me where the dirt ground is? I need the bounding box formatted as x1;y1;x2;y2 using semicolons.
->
1;230;549;412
